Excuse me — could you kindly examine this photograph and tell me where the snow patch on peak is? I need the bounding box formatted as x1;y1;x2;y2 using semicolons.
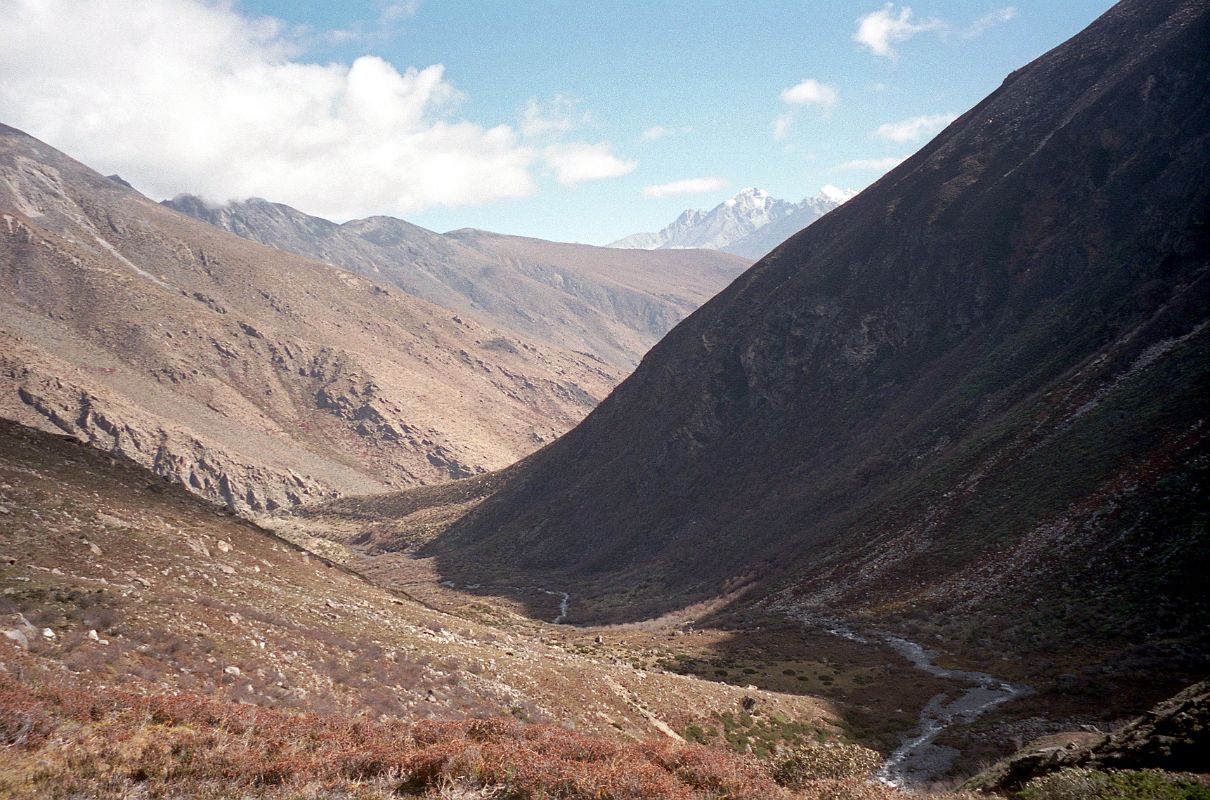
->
726;187;770;207
607;185;853;254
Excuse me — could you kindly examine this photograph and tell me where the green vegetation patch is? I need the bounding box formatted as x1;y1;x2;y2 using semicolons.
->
1020;768;1210;800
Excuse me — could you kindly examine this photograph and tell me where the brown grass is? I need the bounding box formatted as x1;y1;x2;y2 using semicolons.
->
0;672;908;799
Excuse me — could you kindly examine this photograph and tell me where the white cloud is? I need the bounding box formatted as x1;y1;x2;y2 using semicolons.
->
0;0;549;220
643;177;729;198
544;142;637;186
965;6;1017;38
819;184;858;203
779;79;839;108
379;0;421;25
772;112;796;142
834;155;910;172
853;4;945;59
772;78;837;142
521;94;591;138
641;125;693;141
320;1;422;51
874;112;958;142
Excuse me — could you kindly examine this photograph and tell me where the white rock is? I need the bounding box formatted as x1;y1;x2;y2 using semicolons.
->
224;665;241;676
89;629;100;641
3;629;28;649
217;540;232;553
41;628;55;639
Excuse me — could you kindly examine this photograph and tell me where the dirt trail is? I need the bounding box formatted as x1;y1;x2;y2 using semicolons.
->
604;677;686;742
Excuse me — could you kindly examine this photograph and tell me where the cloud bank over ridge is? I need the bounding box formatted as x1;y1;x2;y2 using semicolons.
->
0;0;633;221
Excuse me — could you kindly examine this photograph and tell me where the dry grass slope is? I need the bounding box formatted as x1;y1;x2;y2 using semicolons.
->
0;668;997;800
0;123;624;513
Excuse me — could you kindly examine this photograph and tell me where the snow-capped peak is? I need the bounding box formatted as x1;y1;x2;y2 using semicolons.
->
725;187;771;208
607;185;852;256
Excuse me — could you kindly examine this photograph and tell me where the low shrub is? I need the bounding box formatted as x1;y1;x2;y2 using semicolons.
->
770;740;884;788
1019;768;1210;800
0;673;802;799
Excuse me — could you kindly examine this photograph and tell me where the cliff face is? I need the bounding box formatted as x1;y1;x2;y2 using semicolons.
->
419;0;1210;657
0;126;623;512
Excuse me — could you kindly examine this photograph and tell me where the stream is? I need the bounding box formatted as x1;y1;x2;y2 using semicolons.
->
444;581;571;624
798;617;1032;787
439;583;1027;783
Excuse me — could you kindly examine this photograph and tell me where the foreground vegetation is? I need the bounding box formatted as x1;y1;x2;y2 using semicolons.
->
4;669;1203;800
1018;769;1210;800
0;672;933;800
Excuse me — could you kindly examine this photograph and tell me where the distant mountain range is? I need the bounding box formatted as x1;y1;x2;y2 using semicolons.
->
609;186;855;259
165;196;749;369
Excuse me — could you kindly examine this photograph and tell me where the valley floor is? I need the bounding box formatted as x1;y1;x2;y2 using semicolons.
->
0;418;918;799
267;492;1175;788
2;417;1206;798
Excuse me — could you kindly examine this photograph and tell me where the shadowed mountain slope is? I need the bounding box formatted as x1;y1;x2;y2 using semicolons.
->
165;195;750;368
414;0;1210;655
0;125;623;512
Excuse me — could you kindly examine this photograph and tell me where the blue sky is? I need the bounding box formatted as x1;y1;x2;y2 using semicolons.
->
2;0;1114;244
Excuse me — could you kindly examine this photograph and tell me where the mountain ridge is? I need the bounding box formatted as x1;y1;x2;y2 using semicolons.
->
609;186;855;259
165;194;750;369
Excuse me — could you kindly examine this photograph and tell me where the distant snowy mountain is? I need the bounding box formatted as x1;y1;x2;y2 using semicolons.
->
610;186;856;259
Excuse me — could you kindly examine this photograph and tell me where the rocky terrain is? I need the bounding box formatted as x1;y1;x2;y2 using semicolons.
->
964;681;1210;794
335;0;1210;765
166;194;750;369
722;188;859;260
609;186;855;259
0;124;628;512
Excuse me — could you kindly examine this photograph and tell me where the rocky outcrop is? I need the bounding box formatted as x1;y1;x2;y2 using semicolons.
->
963;681;1210;793
1;349;339;513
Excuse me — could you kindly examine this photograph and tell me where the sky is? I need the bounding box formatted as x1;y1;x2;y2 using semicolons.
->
0;0;1115;245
